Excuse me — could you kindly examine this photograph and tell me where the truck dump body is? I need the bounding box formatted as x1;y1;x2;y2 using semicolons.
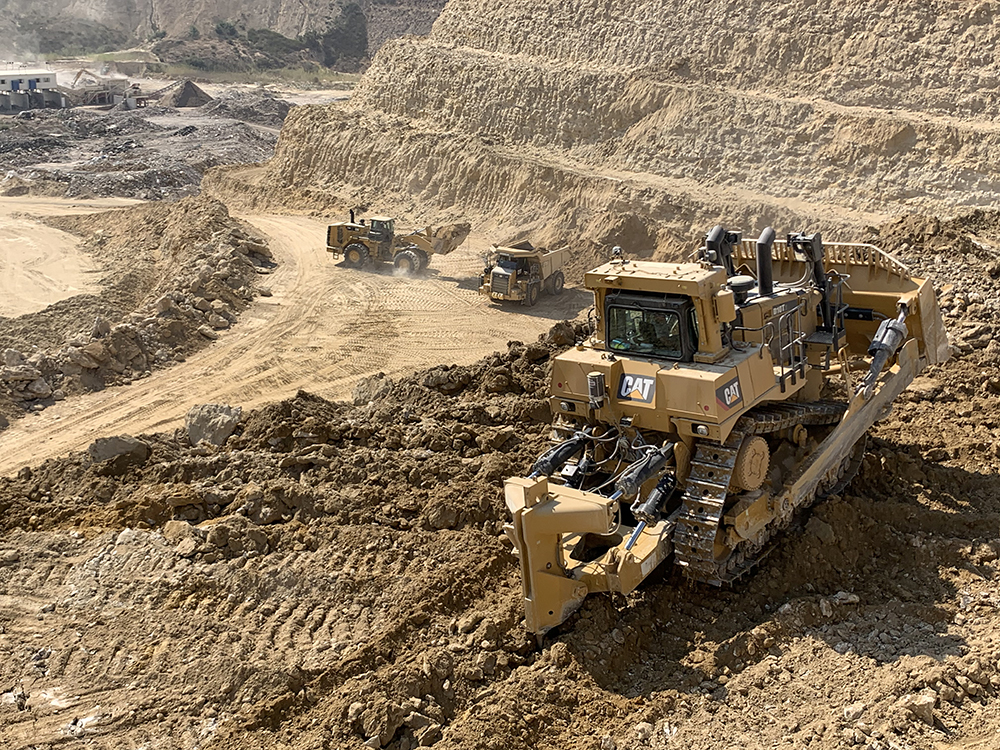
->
504;228;948;634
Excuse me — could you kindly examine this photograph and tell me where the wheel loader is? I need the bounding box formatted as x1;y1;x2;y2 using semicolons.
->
503;227;950;635
326;211;471;273
479;242;569;306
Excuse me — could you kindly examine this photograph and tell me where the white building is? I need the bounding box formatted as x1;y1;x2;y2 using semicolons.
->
0;68;56;92
0;67;65;111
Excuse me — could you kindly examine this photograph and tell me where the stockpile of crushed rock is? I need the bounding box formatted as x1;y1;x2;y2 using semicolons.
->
200;88;294;127
0;104;280;201
158;80;213;108
0;196;272;428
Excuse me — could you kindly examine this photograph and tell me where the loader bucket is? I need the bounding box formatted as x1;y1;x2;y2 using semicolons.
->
424;223;472;255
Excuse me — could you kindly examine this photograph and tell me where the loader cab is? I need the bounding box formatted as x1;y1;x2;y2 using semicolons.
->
605;291;699;361
367;217;395;243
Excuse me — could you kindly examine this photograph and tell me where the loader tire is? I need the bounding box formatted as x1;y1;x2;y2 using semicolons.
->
551;271;565;295
344;243;369;268
414;249;429;272
394;250;420;275
523;282;540;307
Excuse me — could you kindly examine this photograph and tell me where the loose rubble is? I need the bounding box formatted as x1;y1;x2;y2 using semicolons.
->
0;97;286;201
200;88;293;127
0;195;273;427
1;205;1000;748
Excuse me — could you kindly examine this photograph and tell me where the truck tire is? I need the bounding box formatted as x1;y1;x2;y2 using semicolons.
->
523;282;540;307
551;271;565;295
394;250;420;275
344;243;369;268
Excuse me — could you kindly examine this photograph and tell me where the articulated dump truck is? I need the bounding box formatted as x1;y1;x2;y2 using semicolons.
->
504;227;950;635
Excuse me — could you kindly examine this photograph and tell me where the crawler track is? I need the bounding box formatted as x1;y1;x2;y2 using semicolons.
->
675;401;853;585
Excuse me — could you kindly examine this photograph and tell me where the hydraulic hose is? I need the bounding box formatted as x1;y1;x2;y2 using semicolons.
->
617;444;675;550
528;434;589;478
614;443;675;498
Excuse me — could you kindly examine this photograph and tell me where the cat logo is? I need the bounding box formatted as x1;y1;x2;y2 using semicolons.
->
617;373;656;403
715;375;743;411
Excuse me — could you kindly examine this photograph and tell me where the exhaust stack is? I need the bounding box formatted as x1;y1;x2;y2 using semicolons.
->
756;227;776;296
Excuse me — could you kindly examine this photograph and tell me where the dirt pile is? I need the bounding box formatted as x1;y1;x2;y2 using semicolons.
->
200;88;294;127
159;80;213;108
0;196;273;427
0;207;999;749
211;0;1000;266
0;325;576;747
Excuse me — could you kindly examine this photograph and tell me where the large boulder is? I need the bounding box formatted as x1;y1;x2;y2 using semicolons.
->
87;435;150;463
186;403;242;447
87;435;151;476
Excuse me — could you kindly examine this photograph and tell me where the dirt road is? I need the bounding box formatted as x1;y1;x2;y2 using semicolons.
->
0;197;136;317
0;213;588;477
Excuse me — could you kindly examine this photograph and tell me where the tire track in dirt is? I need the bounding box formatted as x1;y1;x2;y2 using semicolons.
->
0;213;586;477
0;524;470;748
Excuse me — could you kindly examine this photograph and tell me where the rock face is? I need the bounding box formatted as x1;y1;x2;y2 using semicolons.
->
185;404;242;447
1;0;446;58
232;0;1000;257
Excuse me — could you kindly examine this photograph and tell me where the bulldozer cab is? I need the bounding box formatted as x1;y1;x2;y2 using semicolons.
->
367;217;395;243
605;291;699;361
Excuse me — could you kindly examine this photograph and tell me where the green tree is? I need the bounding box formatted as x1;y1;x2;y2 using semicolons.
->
214;20;239;40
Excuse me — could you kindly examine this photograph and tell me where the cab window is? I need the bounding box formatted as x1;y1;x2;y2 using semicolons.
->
605;292;697;361
608;307;682;358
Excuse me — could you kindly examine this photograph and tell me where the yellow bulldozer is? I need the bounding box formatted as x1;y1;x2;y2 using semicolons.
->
504;228;949;635
326;211;471;273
